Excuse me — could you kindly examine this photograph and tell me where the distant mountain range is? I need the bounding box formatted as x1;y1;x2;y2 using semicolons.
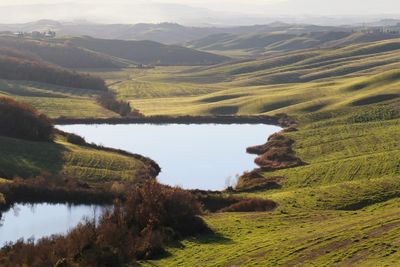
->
1;20;400;45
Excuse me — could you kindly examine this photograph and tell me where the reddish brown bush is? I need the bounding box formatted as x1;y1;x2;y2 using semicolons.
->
0;181;209;266
246;132;305;170
0;97;53;141
247;133;293;155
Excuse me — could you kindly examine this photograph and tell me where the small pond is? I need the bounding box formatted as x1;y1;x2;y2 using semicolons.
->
0;203;108;247
58;123;280;190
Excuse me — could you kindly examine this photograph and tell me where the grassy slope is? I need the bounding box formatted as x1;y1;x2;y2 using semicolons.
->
143;101;399;266
95;39;400;266
146;199;400;266
0;79;118;118
0;135;148;182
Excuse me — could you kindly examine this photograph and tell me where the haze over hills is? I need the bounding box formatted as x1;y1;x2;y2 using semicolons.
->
0;20;345;44
1;19;400;45
1;0;400;25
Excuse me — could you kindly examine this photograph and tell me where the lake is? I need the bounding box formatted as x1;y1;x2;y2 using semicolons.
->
0;203;107;247
58;124;280;190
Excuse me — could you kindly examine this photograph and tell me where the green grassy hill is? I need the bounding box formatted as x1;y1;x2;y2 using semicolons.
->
104;38;400;117
146;198;400;266
142;97;399;266
90;37;400;266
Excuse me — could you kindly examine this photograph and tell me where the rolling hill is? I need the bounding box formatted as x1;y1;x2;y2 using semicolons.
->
104;38;400;118
0;20;346;44
187;31;400;56
0;43;117;118
64;36;229;66
0;35;123;68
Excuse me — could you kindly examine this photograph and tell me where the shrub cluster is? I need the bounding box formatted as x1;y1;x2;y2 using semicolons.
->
247;132;305;170
97;93;142;117
0;97;53;141
191;190;278;212
0;181;209;266
66;133;87;146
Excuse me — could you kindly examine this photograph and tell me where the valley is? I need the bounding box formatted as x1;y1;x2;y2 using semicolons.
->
0;18;398;266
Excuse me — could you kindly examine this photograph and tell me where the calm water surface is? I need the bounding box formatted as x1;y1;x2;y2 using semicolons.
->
58;124;280;190
0;203;107;247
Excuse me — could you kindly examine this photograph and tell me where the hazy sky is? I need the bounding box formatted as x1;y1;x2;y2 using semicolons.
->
0;0;400;24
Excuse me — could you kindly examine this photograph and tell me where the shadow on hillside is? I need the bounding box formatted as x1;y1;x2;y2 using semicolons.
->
209;105;239;115
351;94;399;106
187;232;234;245
0;137;67;179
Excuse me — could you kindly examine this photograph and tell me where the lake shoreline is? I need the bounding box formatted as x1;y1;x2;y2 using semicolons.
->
54;114;296;128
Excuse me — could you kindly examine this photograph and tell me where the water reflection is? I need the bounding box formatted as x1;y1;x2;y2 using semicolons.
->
0;203;108;247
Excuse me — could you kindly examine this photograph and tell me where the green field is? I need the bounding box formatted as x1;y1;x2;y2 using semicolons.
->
0;135;149;182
